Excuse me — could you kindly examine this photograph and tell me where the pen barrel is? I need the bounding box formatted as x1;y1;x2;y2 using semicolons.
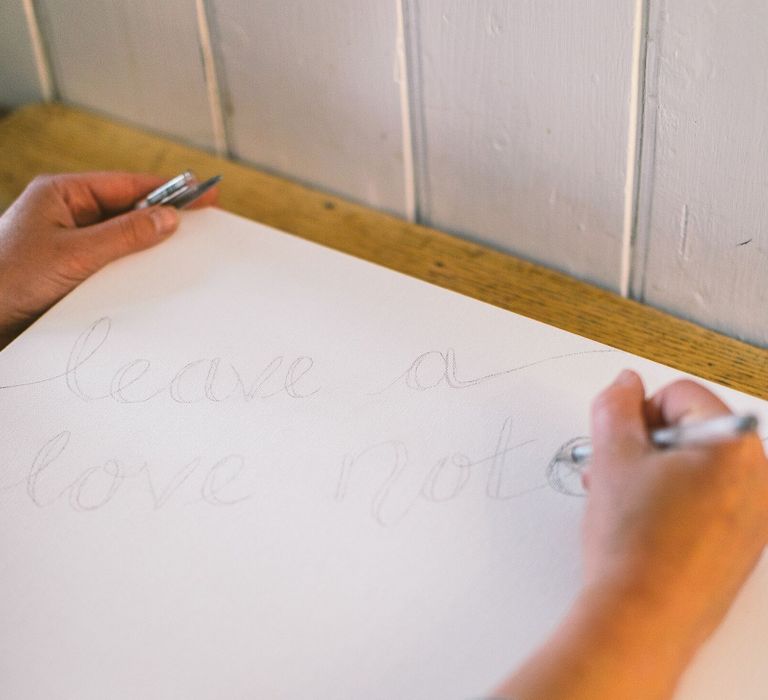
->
650;413;757;447
568;413;758;465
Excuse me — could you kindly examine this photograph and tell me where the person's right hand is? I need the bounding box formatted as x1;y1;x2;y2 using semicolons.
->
583;370;768;658
496;371;768;700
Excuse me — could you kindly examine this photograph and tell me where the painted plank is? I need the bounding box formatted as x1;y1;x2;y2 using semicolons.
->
633;1;768;347
209;0;406;216
413;0;636;291
35;0;216;150
0;1;45;108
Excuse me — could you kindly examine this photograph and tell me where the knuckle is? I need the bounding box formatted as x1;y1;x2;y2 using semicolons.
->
30;173;54;186
28;173;56;193
116;215;150;250
61;241;97;279
51;233;94;279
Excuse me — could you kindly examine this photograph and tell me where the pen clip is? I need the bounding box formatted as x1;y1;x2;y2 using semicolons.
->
134;171;196;209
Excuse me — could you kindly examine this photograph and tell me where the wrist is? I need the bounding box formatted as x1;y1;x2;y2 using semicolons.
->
498;578;701;700
556;578;701;696
580;577;699;657
582;562;718;653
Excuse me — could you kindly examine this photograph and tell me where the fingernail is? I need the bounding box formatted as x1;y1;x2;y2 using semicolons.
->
614;369;636;386
150;206;179;235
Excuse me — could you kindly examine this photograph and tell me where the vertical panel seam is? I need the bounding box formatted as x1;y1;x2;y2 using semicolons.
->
395;0;429;224
22;0;54;101
631;0;663;303
196;0;228;157
395;0;417;222
620;0;650;297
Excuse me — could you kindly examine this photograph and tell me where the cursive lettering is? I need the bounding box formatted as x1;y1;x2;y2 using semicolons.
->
336;418;543;526
0;317;321;404
22;430;257;511
377;347;615;393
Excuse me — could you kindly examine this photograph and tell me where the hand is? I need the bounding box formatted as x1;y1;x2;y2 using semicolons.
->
497;370;768;699
583;370;768;652
0;171;218;349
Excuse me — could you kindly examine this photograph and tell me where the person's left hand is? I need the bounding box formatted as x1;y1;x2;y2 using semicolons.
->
0;171;218;348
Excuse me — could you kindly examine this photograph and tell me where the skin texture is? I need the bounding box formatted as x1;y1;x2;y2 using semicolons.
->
0;172;217;349
496;370;768;699
2;174;766;699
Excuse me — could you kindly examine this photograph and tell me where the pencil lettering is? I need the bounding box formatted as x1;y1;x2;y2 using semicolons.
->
20;431;258;511
0;317;321;404
378;347;615;393
27;430;71;507
336;418;544;525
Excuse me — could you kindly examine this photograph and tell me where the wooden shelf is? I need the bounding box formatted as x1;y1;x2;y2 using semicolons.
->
1;103;765;399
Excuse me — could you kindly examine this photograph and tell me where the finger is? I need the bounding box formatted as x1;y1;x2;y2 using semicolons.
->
590;369;649;464
51;172;168;225
69;206;179;274
646;379;732;428
581;467;591;491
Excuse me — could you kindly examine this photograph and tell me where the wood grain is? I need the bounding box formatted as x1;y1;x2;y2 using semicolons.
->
35;0;217;150
0;103;765;399
412;0;636;291
209;0;406;216
0;0;44;107
633;1;768;347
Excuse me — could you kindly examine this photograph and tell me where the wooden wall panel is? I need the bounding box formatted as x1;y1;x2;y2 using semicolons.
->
209;0;406;216
35;0;217;150
0;1;45;108
633;1;768;347
412;0;636;291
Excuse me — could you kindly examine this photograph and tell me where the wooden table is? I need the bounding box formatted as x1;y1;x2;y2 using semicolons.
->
1;103;765;400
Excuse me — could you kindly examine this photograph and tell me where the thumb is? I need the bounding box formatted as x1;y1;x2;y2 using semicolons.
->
590;369;649;465
72;206;179;273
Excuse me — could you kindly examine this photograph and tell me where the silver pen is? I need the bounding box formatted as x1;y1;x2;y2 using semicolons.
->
570;413;759;465
133;171;221;210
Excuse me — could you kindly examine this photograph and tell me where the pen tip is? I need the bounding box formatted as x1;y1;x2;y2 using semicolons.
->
740;414;759;432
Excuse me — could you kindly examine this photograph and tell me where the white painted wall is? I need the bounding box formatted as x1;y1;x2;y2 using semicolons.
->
209;0;406;216
410;0;635;290
36;0;218;150
0;1;766;347
631;0;768;347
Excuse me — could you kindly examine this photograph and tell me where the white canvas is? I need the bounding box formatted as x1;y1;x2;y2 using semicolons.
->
0;208;765;699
